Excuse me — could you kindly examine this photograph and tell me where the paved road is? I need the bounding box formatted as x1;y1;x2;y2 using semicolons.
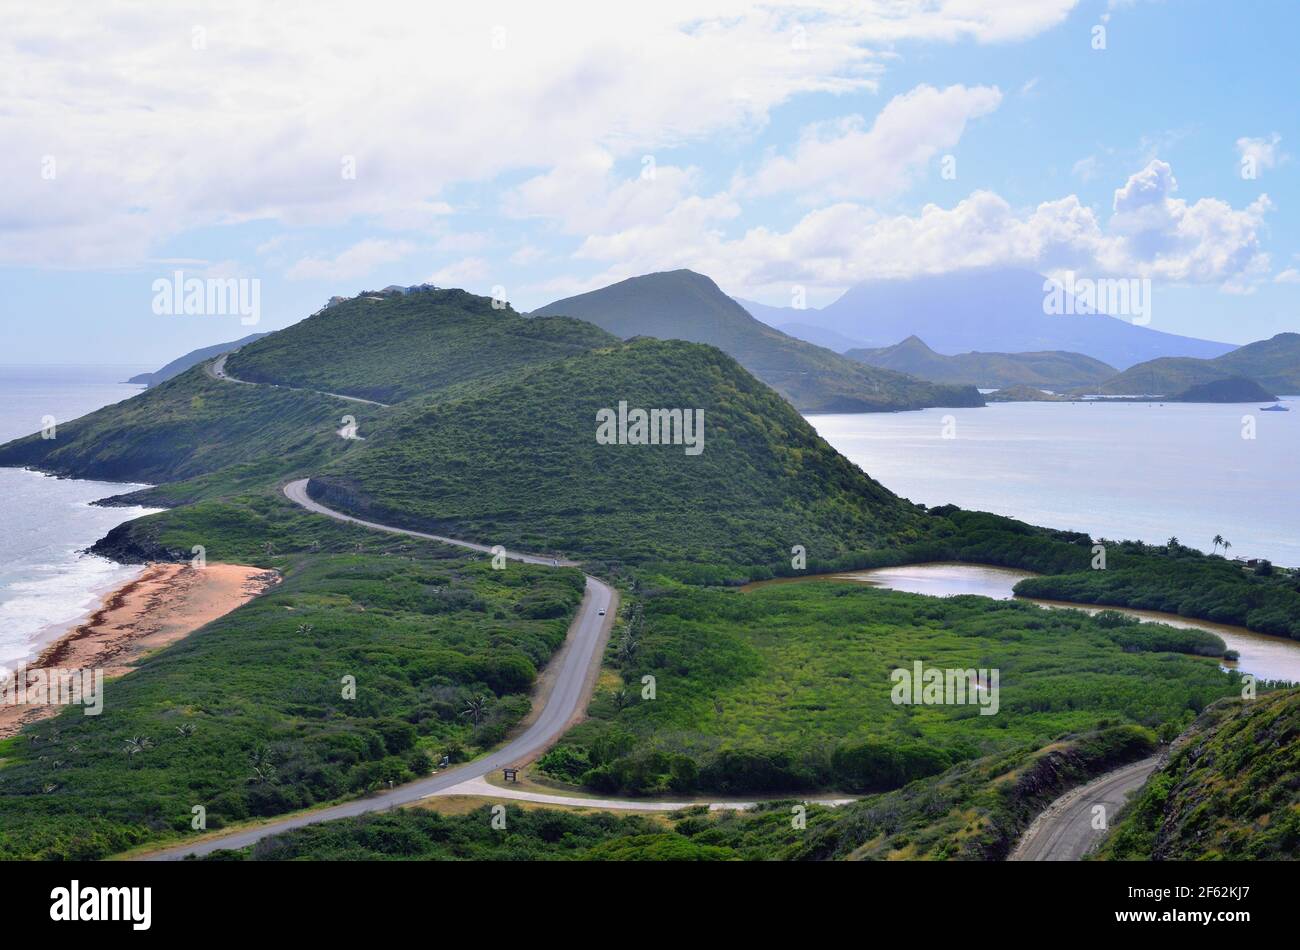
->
1008;756;1161;861
207;353;391;407
142;481;615;859
442;776;854;813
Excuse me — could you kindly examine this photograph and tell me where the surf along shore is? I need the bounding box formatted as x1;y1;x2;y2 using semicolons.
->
0;562;277;738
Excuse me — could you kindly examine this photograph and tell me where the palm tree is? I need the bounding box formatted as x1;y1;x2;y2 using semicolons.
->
122;736;153;767
248;763;278;785
1224;541;1233;557
175;723;196;738
611;689;630;712
1212;534;1225;554
617;635;639;665
460;694;489;727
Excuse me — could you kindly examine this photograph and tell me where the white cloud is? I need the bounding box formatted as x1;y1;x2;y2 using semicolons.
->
1236;133;1286;175
2;1;1081;269
569;160;1272;301
1275;268;1300;284
428;257;491;286
285;239;415;281
740;84;1003;201
1072;156;1100;182
509;244;547;266
503;151;702;235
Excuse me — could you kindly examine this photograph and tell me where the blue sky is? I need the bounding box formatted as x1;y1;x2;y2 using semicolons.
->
3;0;1297;364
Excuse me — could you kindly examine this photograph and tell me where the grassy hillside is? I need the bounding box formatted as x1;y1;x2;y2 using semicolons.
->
847;335;1116;390
226;288;617;404
128;332;267;387
532;271;983;412
210;725;1159;862
1170;376;1278;403
310;338;934;571
1098;689;1299;860
0;491;585;860
537;581;1236;797
803;725;1159;860
1013;540;1300;641
0;364;380;484
1091;332;1300;395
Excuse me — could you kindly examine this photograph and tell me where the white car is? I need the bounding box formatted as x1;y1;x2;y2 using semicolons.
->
598;608;607;616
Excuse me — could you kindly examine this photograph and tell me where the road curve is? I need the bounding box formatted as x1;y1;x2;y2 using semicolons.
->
142;480;615;860
1008;755;1161;861
207;353;391;407
441;776;854;813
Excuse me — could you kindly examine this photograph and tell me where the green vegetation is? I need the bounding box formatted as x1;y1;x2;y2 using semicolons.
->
311;338;932;571
1170;376;1277;403
227;288;616;404
802;725;1159;860
1099;689;1300;860
532;270;983;412
211;724;1158;861
209;806;734;861
0;492;584;860
985;385;1069;403
1014;539;1300;640
0;364;379;485
846;335;1116;390
127;332;267;387
1090;331;1300;396
538;580;1238;797
0;280;1292;863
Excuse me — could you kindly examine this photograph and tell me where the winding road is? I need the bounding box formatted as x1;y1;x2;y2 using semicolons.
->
207;352;391;407
144;355;1147;860
145;480;617;859
145;478;848;859
1009;755;1162;861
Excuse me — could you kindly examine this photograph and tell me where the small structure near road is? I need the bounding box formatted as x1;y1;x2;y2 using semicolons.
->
502;768;519;783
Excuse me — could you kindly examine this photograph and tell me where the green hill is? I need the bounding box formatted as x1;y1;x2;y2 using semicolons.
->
226;288;617;404
531;271;983;413
1170;376;1278;403
1098;689;1300;860
846;335;1115;390
1091;332;1300;396
985;385;1069;402
309;338;932;570
0;364;378;485
0;289;616;490
127;333;267;387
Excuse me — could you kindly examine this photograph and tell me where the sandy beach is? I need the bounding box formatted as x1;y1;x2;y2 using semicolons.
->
0;562;277;737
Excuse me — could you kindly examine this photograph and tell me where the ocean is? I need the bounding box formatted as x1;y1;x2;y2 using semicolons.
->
811;397;1300;566
0;365;161;673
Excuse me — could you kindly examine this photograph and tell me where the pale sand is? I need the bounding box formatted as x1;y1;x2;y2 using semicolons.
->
0;562;278;738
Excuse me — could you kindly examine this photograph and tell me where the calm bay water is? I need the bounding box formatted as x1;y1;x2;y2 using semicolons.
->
811;398;1299;567
0;365;159;671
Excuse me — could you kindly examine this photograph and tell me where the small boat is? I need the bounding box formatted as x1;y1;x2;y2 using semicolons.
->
1260;404;1290;412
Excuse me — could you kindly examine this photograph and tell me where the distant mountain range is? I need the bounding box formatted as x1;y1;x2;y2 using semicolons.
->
845;335;1117;390
126;333;267;387
736;268;1236;370
531;270;982;413
1088;332;1300;396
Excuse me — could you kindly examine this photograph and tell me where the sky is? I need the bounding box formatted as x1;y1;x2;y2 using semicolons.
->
2;0;1298;365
